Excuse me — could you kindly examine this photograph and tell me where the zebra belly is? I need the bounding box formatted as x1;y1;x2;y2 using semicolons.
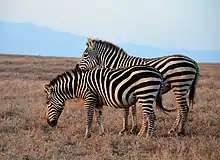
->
100;92;136;109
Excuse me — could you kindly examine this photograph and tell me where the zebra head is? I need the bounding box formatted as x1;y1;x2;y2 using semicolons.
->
78;38;100;70
44;83;64;127
78;38;129;69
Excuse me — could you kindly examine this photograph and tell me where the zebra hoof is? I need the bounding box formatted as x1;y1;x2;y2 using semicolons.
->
137;131;146;138
168;129;175;135
119;130;127;136
146;135;153;140
177;131;185;136
84;134;91;139
130;126;139;135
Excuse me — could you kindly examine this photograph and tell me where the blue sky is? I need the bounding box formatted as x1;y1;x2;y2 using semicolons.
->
0;0;220;62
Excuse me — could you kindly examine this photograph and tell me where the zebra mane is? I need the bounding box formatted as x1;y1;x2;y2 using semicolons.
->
92;39;129;56
48;64;87;87
91;39;187;61
48;71;70;87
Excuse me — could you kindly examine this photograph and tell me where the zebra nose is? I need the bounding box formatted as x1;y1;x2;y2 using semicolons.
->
47;119;57;127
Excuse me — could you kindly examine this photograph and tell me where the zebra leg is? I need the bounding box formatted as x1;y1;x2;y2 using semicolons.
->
119;107;129;135
95;107;104;136
137;115;147;137
146;111;156;138
168;92;189;135
137;100;156;138
130;104;138;134
176;96;189;135
84;102;95;139
137;109;156;138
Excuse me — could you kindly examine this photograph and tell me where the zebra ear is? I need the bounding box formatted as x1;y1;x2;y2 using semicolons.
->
43;84;51;94
87;38;93;48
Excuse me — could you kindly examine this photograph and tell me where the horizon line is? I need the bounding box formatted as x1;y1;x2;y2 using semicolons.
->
1;53;219;63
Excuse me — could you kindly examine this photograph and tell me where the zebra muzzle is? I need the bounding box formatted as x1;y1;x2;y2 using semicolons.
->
47;119;58;127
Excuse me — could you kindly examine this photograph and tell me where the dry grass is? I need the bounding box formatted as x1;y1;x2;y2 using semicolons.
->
0;54;220;160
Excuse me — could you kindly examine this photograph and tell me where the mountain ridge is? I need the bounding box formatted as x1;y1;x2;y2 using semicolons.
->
0;21;219;62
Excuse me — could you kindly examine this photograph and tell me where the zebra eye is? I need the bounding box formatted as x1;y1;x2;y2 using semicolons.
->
83;51;89;57
46;101;50;105
83;53;88;57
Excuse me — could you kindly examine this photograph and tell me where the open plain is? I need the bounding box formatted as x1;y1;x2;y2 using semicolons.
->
0;54;220;160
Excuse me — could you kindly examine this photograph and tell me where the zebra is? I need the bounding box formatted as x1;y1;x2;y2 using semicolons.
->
44;64;174;138
78;38;199;136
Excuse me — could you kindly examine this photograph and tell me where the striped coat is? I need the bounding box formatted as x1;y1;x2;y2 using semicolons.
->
78;38;199;135
44;64;171;138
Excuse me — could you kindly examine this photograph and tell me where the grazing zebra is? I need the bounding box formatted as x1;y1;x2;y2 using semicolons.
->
44;64;173;138
78;38;199;136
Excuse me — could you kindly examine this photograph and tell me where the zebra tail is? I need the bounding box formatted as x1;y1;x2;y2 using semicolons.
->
188;70;199;109
156;84;176;113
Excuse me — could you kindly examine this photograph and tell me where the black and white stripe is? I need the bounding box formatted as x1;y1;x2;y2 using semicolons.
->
78;38;199;135
44;65;171;138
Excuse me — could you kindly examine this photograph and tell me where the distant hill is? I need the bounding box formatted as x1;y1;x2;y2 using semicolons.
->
0;21;86;57
0;21;219;62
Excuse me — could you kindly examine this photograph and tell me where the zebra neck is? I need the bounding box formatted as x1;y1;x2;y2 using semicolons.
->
74;71;87;99
54;83;72;102
97;45;146;68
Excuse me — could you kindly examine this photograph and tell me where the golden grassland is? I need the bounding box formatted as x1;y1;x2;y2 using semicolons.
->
0;54;220;160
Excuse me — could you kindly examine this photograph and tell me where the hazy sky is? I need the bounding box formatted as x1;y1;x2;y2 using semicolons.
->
0;0;219;51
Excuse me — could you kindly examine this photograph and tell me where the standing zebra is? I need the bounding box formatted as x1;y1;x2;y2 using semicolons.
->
78;38;199;136
44;64;173;138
